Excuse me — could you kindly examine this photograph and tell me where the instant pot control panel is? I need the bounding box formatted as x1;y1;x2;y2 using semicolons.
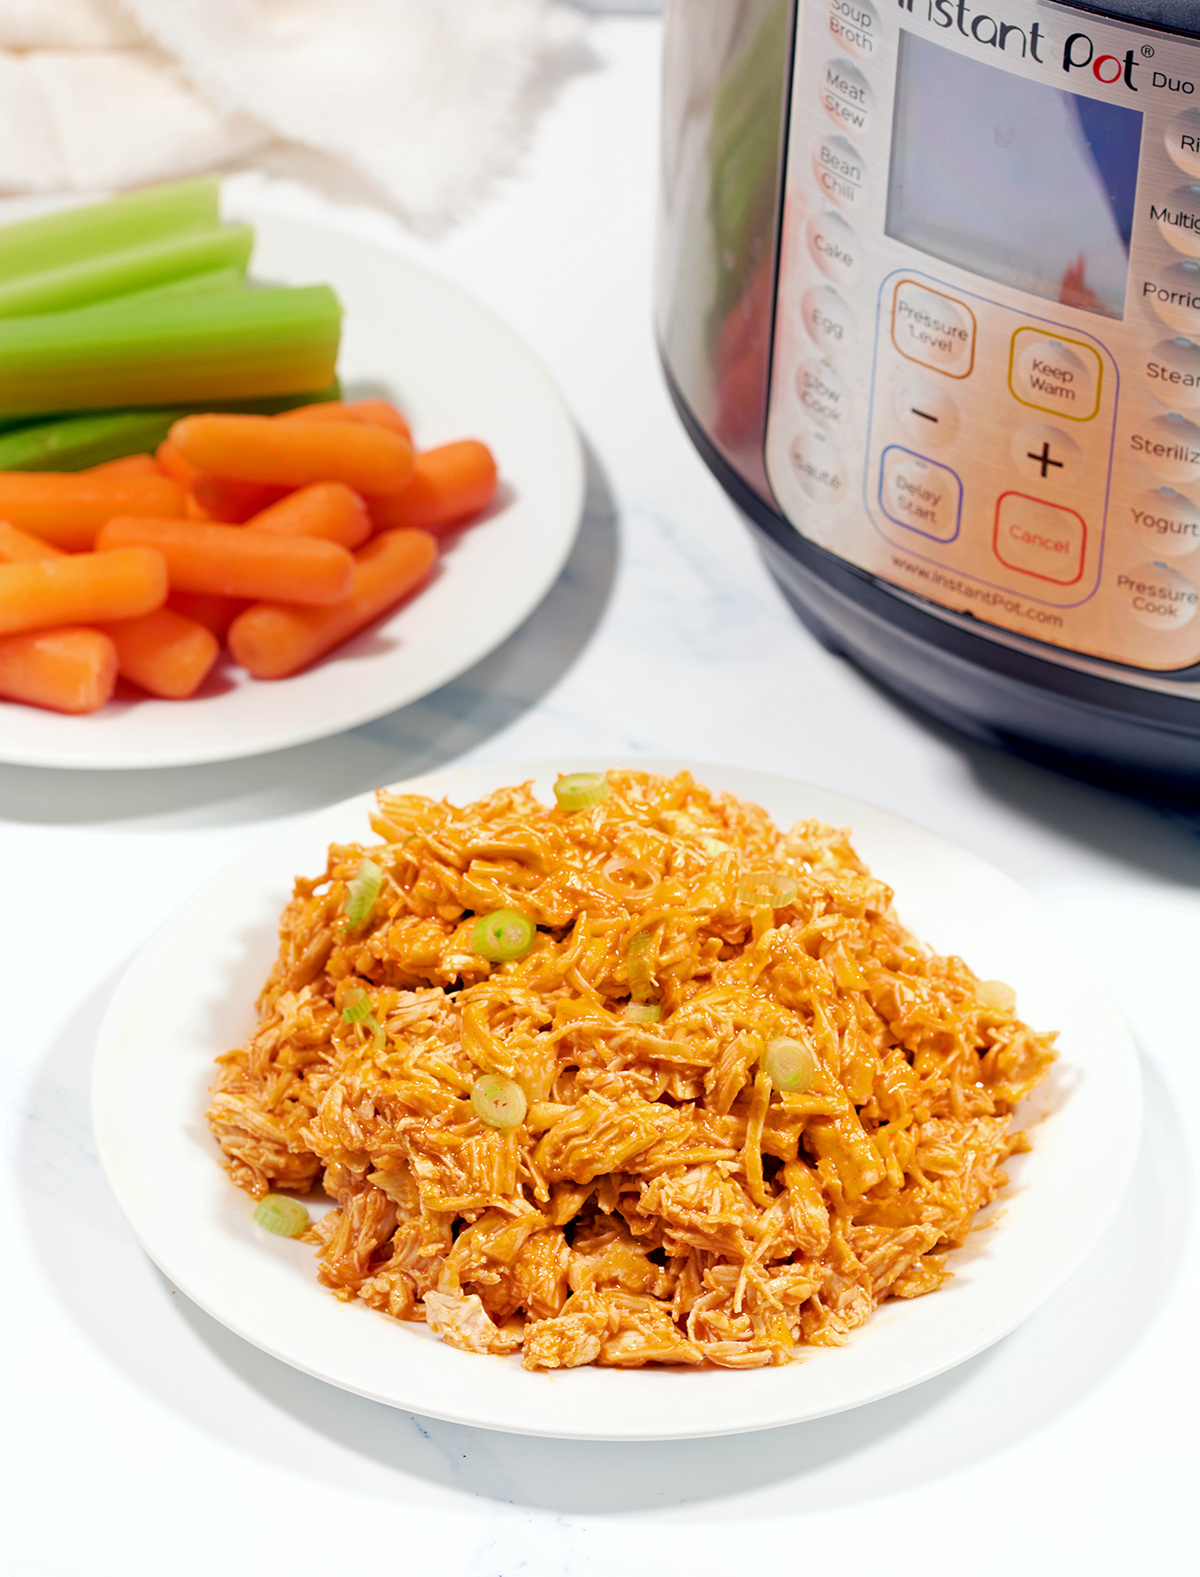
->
765;0;1200;682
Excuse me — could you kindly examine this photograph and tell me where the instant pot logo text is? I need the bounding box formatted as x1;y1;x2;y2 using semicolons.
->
895;2;1145;92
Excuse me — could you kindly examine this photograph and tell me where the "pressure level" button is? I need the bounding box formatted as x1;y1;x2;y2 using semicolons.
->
891;279;975;377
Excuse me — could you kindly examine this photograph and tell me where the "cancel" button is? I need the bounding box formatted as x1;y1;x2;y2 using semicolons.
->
993;492;1086;585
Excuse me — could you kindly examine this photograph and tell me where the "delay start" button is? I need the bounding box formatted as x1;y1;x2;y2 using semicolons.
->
993;492;1086;585
879;447;961;541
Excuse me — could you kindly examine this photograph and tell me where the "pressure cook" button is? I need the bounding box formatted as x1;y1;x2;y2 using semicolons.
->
821;59;873;134
1009;329;1101;420
993;493;1086;584
891;280;975;377
879;447;961;541
1115;562;1199;631
807;209;860;285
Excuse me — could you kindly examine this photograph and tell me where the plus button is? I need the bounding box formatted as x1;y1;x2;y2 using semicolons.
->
1027;441;1064;479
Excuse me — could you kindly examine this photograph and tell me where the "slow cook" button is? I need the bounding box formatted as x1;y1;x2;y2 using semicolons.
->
1115;562;1199;630
812;133;865;211
1009;329;1101;420
807;209;860;284
891;279;975;377
879;447;961;541
801;284;855;355
796;357;851;427
1144;337;1200;408
1129;412;1200;483
821;59;873;134
993;493;1086;584
1129;487;1200;558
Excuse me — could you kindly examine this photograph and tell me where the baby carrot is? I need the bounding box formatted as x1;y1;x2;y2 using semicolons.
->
245;482;371;549
155;439;201;489
170;413;414;493
167;589;245;639
0;472;183;551
367;441;497;536
0;626;118;713
158;438;290;521
0;546;167;636
96;516;355;604
106;605;220;699
228;528;438;679
84;454;164;480
281;398;412;443
0;520;62;563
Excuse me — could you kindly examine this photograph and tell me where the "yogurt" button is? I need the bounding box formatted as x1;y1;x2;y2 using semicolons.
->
1128;488;1200;558
1115;562;1199;631
1010;330;1101;420
801;284;855;355
1144;337;1200;409
993;493;1086;584
891;279;975;377
880;447;961;541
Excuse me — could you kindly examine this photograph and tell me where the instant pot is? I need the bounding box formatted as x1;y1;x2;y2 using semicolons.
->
657;0;1200;783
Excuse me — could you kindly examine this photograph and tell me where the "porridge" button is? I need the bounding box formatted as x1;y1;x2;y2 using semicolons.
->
993;492;1086;584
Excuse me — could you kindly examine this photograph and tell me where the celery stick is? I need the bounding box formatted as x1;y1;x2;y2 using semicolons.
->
0;386;342;471
0;177;220;284
60;265;244;321
0;224;254;319
0;286;342;417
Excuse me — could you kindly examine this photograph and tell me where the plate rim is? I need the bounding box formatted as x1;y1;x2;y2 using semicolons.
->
91;756;1143;1438
0;210;585;770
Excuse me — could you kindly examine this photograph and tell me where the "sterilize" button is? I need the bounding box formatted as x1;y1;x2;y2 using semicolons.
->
891;279;975;377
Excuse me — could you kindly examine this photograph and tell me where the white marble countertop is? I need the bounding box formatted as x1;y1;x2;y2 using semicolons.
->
3;17;1197;1576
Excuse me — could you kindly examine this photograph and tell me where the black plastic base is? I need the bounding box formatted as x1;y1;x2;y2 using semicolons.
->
665;371;1200;790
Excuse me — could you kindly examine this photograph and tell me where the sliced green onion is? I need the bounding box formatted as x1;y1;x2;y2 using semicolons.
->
344;857;383;928
626;930;656;1002
0;285;342;420
763;1036;817;1093
554;772;609;812
253;1195;310;1237
0;224;254;320
623;1001;662;1024
0;177;221;286
738;871;799;908
471;908;536;962
342;986;374;1024
471;1074;528;1130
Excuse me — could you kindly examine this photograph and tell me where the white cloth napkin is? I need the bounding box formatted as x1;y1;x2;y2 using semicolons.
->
0;0;582;231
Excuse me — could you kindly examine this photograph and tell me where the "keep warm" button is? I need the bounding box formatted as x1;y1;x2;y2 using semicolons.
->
993;492;1086;585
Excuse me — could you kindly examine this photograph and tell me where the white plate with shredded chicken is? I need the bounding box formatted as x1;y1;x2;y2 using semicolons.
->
93;759;1139;1439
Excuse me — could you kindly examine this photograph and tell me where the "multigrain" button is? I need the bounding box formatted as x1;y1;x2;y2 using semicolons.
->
993;493;1086;584
1153;183;1200;258
891;279;975;377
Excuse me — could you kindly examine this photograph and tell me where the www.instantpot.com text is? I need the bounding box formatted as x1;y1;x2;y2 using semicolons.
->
888;554;1066;626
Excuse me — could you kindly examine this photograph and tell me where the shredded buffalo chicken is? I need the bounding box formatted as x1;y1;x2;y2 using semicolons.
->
209;770;1055;1369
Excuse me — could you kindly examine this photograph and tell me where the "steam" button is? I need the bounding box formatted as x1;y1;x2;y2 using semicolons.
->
993;493;1086;585
1144;337;1200;409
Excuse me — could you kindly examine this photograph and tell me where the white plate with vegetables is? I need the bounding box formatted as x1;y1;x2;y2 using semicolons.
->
0;193;584;769
92;757;1140;1440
